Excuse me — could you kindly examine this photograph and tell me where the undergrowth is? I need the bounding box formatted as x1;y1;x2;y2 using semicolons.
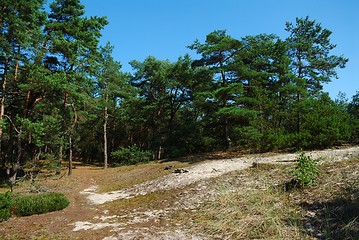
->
290;153;319;187
0;192;12;222
1;191;69;222
12;192;69;217
111;145;153;166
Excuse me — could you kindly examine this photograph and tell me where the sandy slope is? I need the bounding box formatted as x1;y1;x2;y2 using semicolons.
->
74;146;359;240
81;146;359;205
1;146;358;239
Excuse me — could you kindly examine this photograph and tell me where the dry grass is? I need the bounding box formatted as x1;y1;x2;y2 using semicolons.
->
194;190;302;239
189;157;359;240
1;151;358;239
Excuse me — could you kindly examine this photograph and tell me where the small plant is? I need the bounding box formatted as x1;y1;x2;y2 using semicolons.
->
0;191;13;222
290;153;319;187
12;192;69;216
111;145;153;166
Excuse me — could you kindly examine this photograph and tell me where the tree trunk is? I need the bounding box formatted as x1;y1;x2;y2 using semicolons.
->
296;92;301;133
13;56;19;88
0;57;9;142
56;141;63;175
68;103;77;175
68;133;73;175
103;88;109;169
220;64;231;149
296;64;303;134
7;129;22;192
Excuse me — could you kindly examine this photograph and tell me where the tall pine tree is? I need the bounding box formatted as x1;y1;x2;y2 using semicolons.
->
285;16;348;134
45;0;107;174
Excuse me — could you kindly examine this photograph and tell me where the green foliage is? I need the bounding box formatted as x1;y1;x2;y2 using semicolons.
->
232;126;262;148
13;192;69;217
20;118;46;147
348;91;359;142
111;145;153;166
290;153;319;187
293;131;312;149
263;130;294;151
217;107;257;119
301;94;352;148
0;192;13;222
285;16;348;91
0;6;354;169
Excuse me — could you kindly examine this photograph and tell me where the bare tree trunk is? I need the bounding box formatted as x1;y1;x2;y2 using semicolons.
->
68;133;73;175
0;57;9;142
68;103;77;175
56;141;63;175
103;83;109;169
6;128;21;192
220;64;231;149
64;91;69;107
296;64;303;134
13;57;19;84
296;92;301;134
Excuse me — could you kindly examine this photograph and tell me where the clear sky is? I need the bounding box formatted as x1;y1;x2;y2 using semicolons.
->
81;0;359;99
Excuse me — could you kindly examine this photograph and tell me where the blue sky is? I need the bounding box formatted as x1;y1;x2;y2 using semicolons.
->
81;0;359;99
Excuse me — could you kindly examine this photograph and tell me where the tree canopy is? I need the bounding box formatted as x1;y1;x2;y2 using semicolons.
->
0;1;355;177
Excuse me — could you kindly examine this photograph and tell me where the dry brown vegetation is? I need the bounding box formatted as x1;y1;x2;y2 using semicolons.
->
185;157;359;239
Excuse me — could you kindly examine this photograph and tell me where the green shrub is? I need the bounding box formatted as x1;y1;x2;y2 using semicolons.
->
13;192;69;216
111;145;153;165
290;153;319;187
0;191;13;222
263;129;293;151
168;148;187;158
232;126;263;149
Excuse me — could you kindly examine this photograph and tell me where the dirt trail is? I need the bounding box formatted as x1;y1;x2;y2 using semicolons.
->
74;146;359;240
80;146;359;205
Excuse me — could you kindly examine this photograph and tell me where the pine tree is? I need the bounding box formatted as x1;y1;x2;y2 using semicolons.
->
96;42;129;168
45;0;107;175
189;30;255;149
285;16;348;134
0;0;46;181
189;30;235;148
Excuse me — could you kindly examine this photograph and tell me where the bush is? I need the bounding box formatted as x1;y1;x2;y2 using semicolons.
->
290;153;319;187
13;192;69;216
111;145;153;166
232;126;263;149
263;129;294;151
0;192;13;222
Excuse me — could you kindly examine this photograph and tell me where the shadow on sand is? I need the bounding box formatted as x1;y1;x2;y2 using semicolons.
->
300;184;359;239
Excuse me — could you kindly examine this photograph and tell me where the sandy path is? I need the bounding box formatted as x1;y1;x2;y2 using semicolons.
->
73;146;359;239
80;146;359;205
